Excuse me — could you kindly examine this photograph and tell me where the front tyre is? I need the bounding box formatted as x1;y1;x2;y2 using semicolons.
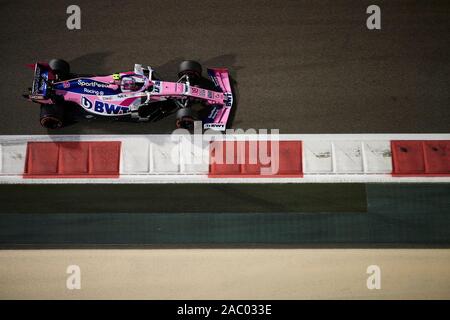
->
40;104;64;129
175;108;199;131
178;60;202;82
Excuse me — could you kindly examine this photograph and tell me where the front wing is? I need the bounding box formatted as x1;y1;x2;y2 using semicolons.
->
204;68;234;131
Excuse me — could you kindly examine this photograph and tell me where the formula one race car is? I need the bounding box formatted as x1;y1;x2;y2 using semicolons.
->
23;59;233;131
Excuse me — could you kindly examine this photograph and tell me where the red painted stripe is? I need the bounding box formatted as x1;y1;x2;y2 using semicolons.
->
23;141;121;178
391;140;450;176
209;140;303;177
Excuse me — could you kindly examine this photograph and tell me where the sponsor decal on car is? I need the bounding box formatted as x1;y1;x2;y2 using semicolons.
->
153;81;161;93
81;96;130;115
224;92;233;107
54;78;121;95
204;123;226;130
210;74;219;88
37;71;48;95
94;101;130;114
100;92;144;101
29;94;46;100
32;66;41;94
83;88;104;95
207;107;219;120
77;79;110;88
81;96;93;109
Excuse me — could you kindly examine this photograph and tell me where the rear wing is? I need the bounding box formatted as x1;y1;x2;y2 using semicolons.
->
24;63;55;100
204;68;234;131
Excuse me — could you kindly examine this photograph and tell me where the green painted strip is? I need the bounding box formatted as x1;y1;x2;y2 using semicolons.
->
0;184;367;214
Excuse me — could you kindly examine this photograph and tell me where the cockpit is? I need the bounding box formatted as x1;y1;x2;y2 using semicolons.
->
120;76;146;92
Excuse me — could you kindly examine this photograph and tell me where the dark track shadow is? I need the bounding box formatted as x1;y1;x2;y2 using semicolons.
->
226;75;238;130
69;52;113;75
153;57;185;80
202;54;244;78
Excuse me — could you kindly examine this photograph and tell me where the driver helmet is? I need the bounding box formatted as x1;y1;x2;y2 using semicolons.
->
121;77;137;91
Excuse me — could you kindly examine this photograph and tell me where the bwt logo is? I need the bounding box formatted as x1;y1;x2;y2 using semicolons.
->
81;97;130;115
94;101;130;115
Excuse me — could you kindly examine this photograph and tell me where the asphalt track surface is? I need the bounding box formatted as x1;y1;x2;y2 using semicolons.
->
1;0;449;134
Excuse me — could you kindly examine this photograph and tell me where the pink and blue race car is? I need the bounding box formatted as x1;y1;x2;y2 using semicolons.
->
24;59;233;131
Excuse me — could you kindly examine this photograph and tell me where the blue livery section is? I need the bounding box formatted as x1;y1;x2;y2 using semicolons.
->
203;105;222;124
54;78;121;96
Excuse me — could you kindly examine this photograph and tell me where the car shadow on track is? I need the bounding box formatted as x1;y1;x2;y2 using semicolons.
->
69;52;113;76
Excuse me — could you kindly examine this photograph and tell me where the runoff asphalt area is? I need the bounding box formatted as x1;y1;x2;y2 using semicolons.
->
0;183;448;247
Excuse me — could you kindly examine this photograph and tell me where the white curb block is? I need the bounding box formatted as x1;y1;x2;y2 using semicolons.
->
0;134;449;184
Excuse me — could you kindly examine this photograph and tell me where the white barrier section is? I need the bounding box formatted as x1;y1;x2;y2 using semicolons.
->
150;135;180;173
363;141;393;173
0;134;449;184
179;135;209;174
121;137;151;174
0;142;27;175
303;141;333;173
120;135;209;175
303;140;392;174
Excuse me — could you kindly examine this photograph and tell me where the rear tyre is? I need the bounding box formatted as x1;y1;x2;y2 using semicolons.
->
178;60;202;82
48;59;70;80
40;104;64;129
175;108;198;131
